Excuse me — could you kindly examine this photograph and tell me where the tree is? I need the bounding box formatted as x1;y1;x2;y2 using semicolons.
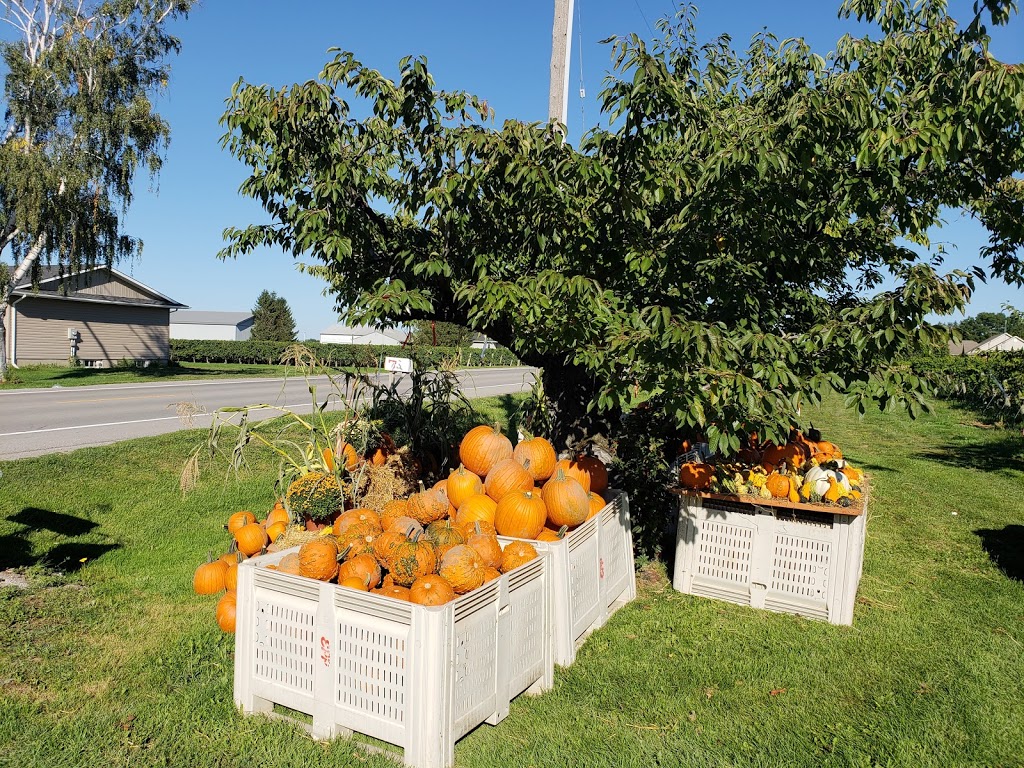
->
220;0;1024;451
950;311;1024;341
0;0;194;382
410;321;472;348
250;290;296;342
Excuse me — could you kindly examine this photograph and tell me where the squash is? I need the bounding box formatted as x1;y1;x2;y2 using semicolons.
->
409;574;456;606
485;458;535;502
333;509;382;538
338;553;382;589
551;458;592;494
226;511;256;534
424;519;466;559
573;454;608;494
500;541;539;573
193;555;228;595
465;523;503;569
234;522;269;557
407;484;449;525
216;591;237;633
386;534;438;587
678;462;714;490
454;494;497;529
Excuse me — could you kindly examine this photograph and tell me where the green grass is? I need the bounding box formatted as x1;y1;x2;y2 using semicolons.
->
2;396;1023;767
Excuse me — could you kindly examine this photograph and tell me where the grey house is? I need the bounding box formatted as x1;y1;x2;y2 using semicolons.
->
5;265;187;367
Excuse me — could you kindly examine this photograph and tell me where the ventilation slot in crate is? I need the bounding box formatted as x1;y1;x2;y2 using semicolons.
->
695;521;753;584
253;602;315;692
771;535;831;598
337;625;408;725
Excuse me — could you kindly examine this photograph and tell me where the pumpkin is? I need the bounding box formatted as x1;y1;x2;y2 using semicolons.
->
485;458;535;502
366;433;397;466
298;538;340;581
219;541;243;565
494;490;547;539
814;440;843;464
372;582;411;601
338;554;382;589
439;544;486;594
407;484;449;525
541;469;590;528
235;523;269;557
465;523;503;569
735;447;763;466
536;525;569;542
340;574;371;590
372;529;409;567
386;534;438;587
678;462;714;490
278;552;301;575
381;499;411;529
385;515;424;537
454;494;497;529
193;555;228;595
333;508;382;537
446;465;484;510
760;443;809;472
586;492;605;520
459;423;514;477
500;541;539;573
265;507;290;528
409;574;456;606
804;466;852;497
552;459;592;494
265;521;288;543
765;473;794;499
340;531;378;558
226;511;256;534
480;566;501;584
332;439;361;471
513;437;557;482
216;591;237;633
574;454;608;494
425;520;466;558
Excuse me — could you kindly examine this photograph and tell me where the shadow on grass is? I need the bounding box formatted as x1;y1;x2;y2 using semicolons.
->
976;525;1024;582
0;506;118;572
914;432;1024;474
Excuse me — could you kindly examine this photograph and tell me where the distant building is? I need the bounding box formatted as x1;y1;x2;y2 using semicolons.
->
470;333;497;351
948;339;980;356
170;310;254;341
319;323;407;346
969;332;1024;355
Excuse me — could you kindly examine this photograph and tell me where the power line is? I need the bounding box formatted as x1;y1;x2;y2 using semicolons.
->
633;0;655;37
576;0;586;127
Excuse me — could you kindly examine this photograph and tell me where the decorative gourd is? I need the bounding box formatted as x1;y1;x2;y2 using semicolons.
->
340;575;370;590
494;490;547;539
459;424;514;477
226;511;256;534
500;541;539;573
265;507;290;528
265;521;288;543
843;465;864;486
333;508;382;538
541;469;589;528
193;555;228;595
381;499;410;529
372;529;409;567
385;515;424;537
536;525;568;542
216;591;237;633
804;466;852;497
372;582;411;601
823;477;845;504
454;494;497;529
678;462;714;490
586;492;605;519
386;534;438;587
340;531;378;558
485;458;535;502
338;554;382;590
465;523;503;569
278;552;301;575
480;566;501;584
425;520;466;558
513;437;557;482
552;459;592;494
235;523;269;557
438;544;486;594
574;454;608;494
407;483;449;524
446;465;484;510
298;538;340;581
409;574;456;606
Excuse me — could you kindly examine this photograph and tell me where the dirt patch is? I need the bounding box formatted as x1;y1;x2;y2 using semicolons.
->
0;569;29;589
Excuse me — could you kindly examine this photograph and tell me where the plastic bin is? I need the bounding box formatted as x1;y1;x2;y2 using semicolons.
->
499;489;637;667
672;493;867;625
234;546;553;768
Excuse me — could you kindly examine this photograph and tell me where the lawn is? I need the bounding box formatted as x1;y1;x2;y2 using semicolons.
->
1;395;1022;767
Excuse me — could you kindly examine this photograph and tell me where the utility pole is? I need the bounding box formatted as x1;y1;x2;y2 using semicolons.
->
548;0;575;128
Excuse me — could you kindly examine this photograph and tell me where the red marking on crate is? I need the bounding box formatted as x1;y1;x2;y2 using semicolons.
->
599;558;605;579
320;636;331;667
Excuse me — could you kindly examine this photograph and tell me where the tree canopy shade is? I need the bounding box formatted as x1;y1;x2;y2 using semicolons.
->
0;0;194;381
251;290;297;342
220;0;1024;451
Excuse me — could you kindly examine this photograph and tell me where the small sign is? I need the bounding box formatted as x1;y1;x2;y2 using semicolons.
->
383;356;413;373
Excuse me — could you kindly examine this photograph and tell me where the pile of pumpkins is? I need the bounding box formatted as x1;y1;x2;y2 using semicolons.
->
677;430;865;507
191;504;290;632
193;424;611;628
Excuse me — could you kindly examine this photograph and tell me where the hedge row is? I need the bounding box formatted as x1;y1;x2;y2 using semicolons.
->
169;339;520;368
909;351;1024;426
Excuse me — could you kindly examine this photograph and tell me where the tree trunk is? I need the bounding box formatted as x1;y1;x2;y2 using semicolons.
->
0;288;8;383
533;355;620;455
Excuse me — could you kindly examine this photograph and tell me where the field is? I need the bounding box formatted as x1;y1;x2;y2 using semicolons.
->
1;395;1022;767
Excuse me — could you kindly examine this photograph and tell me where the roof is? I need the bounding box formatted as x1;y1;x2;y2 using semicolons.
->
948;339;980;355
12;264;186;309
171;310;254;326
321;323;407;342
973;332;1024;353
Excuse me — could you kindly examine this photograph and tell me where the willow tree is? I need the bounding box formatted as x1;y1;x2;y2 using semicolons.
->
0;0;194;381
221;0;1023;451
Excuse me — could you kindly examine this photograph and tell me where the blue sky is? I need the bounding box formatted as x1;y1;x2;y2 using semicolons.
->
61;2;1024;336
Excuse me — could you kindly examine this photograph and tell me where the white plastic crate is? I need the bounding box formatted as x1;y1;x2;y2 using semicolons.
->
234;547;553;768
672;494;867;625
499;489;637;667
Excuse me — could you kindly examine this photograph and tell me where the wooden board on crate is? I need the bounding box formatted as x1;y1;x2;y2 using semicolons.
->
669;487;867;517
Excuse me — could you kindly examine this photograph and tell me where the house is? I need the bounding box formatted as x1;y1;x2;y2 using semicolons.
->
948;339;980;356
968;332;1024;354
5;265;186;367
170;310;254;341
470;333;497;351
319;323;407;346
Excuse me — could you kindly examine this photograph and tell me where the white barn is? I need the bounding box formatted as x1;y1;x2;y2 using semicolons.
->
170;310;254;341
319;323;407;346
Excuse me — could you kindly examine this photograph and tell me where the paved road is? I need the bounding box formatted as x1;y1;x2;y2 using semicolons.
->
0;367;537;460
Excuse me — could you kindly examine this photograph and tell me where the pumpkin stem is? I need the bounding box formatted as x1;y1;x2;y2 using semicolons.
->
474;522;482;535
337;543;353;562
557;525;568;539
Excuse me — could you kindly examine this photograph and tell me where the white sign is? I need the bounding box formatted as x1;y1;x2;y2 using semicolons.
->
383;356;413;373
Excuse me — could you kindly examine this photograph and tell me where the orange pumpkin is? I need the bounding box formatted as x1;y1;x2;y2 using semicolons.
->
586;492;605;519
678;462;714;490
235;523;269;557
513;437;557;482
372;582;411;601
409;574;456;606
193;556;228;595
458;518;496;537
385;515;424;537
372;529;409;568
381;499;410;529
814;441;843;463
340;575;370;590
386;534;438;587
541;469;590;528
760;443;809;471
338;554;382;590
266;507;290;528
459;424;514;477
494;490;547;539
224;556;240;591
574;454;608;494
333;508;382;537
465;524;503;569
265;521;288;543
216;591;237;633
454;494;497;529
332;439;361;471
536;525;569;542
339;531;378;558
298;538;340;581
485;458;535;502
765;473;793;499
407;484;449;525
480;566;501;584
500;541;539;573
425;520;466;559
552;459;592;494
446;465;484;510
438;544;486;594
226;511;256;534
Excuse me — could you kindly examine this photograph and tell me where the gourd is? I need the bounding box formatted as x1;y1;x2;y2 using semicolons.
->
536;525;568;542
804;466;851;497
333;508;382;537
407;483;449;524
386;534;438;587
494;490;547;539
409;574;456;606
298;538;340;581
459;424;514;477
337;553;382;590
500;541;539;573
380;499;410;529
277;552;301;575
424;520;466;559
438;544;486;594
513;437;557;482
372;582;411;601
465;523;503;569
